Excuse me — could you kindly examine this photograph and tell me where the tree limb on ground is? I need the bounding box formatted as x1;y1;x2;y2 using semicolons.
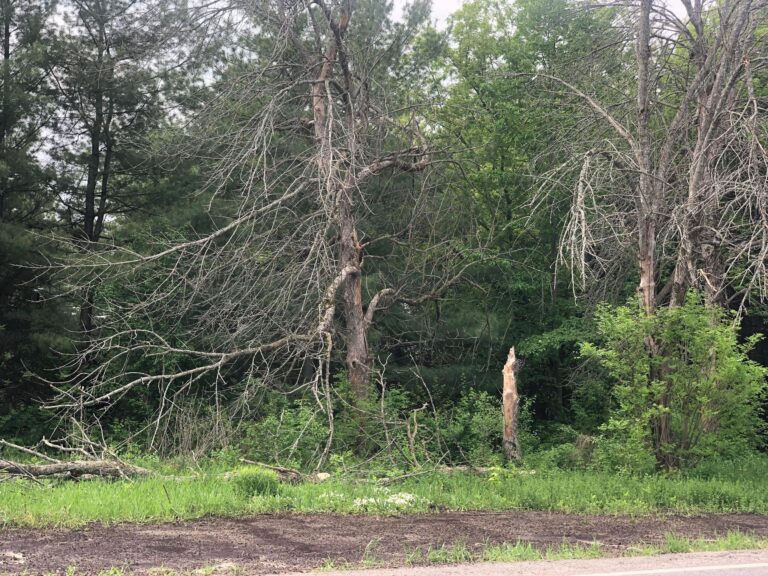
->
1;437;151;480
0;459;151;479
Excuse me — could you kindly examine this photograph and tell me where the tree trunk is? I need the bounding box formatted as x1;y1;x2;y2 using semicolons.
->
83;89;103;244
307;2;370;404
339;196;370;402
635;0;656;315
78;43;104;341
0;459;150;478
638;217;657;313
502;347;521;462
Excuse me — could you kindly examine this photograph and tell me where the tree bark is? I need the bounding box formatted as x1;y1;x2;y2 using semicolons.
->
635;0;656;315
0;459;150;478
308;1;370;403
502;347;521;462
340;199;370;401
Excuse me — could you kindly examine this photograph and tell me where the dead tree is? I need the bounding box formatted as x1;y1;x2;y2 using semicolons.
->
543;0;768;312
502;347;521;462
47;0;479;458
534;0;768;470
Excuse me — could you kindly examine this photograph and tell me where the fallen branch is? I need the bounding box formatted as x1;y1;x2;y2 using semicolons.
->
435;465;495;475
0;460;151;479
0;439;59;463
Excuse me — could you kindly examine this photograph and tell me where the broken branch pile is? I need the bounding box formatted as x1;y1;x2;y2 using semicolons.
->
0;439;150;480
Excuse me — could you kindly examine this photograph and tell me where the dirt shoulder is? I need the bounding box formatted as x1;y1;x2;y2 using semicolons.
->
2;511;768;575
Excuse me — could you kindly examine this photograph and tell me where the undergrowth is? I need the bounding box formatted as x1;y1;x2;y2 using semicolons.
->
2;457;768;528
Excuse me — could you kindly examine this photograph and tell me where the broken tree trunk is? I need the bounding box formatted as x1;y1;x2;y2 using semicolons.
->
0;460;151;479
502;347;522;462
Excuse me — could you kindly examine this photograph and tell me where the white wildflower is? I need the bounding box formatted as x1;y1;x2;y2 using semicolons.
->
386;492;418;506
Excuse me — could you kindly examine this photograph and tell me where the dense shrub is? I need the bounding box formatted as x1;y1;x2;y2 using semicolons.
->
239;381;539;470
440;389;537;467
232;467;280;498
440;390;504;466
581;293;767;471
240;398;329;468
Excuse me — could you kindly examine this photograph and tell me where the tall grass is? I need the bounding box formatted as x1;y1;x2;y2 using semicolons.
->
2;461;768;528
0;476;242;527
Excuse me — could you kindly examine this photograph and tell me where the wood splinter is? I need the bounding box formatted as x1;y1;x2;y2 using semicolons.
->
502;346;522;462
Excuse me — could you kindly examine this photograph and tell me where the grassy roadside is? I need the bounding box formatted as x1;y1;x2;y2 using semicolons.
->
405;531;768;565
2;465;768;528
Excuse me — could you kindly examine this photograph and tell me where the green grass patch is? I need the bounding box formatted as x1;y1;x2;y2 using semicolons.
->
404;532;767;567
413;540;604;564
0;475;242;528
627;531;768;556
2;465;768;528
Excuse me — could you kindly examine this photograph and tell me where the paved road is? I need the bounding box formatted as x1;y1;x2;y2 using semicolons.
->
283;550;768;576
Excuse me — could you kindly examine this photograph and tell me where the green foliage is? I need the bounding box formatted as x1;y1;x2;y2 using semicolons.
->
240;398;329;470
589;430;657;475
440;389;536;467
0;405;54;446
4;457;768;528
441;390;504;466
232;467;280;499
525;436;594;471
581;293;767;471
2;0;768;490
242;376;530;471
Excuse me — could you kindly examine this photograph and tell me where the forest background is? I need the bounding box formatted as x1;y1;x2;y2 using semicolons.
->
1;0;768;481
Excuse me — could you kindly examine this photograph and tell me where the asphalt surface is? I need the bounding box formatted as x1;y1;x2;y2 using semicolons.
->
287;550;768;576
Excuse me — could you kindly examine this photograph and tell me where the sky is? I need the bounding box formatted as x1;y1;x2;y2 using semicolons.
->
393;0;688;28
394;0;465;28
428;0;466;24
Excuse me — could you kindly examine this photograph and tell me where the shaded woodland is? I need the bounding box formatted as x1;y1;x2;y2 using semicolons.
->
1;0;767;475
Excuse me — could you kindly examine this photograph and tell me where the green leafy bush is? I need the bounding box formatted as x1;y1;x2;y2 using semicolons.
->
232;467;280;498
581;293;767;471
526;434;597;471
240;398;329;469
440;389;537;467
441;389;503;466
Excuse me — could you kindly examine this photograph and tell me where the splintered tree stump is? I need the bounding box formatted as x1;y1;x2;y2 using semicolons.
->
502;347;522;461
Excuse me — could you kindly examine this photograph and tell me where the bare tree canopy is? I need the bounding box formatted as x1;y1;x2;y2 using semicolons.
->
46;0;480;457
545;0;768;312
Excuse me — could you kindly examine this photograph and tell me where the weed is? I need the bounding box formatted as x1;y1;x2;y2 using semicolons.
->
425;542;474;564
3;461;768;528
361;538;381;567
402;533;768;567
231;467;280;499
